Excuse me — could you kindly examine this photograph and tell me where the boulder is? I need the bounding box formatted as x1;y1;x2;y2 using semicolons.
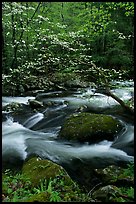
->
2;102;23;112
21;157;94;202
28;99;43;109
22;157;74;188
59;112;123;143
94;164;134;187
92;185;121;202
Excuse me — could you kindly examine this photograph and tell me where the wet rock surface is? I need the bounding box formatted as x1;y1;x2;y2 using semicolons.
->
22;157;73;188
59;112;123;143
28;99;44;109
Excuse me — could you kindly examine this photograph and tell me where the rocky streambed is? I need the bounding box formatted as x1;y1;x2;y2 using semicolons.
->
2;80;134;202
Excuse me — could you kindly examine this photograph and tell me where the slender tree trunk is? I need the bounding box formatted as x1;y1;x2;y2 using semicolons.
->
10;2;17;69
84;2;88;9
90;3;93;14
11;2;41;69
26;2;29;60
61;2;64;22
2;25;6;72
33;3;51;50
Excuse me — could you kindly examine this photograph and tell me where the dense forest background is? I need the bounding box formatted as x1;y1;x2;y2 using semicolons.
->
2;2;134;95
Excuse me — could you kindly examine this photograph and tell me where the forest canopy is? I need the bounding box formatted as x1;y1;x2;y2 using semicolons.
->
2;2;134;95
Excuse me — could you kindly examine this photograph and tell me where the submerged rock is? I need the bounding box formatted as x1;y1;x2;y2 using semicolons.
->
59;112;123;143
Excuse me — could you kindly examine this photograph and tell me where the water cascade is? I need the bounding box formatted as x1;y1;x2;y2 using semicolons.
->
2;82;134;173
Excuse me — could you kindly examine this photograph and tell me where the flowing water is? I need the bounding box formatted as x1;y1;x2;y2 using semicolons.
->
2;81;134;175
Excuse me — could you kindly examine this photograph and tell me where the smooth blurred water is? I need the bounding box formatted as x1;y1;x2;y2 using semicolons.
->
2;96;35;107
2;81;134;171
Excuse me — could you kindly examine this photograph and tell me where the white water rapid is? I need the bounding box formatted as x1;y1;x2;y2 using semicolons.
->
2;81;134;172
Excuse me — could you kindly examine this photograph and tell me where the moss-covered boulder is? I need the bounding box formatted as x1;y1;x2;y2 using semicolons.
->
59;113;123;143
91;183;134;202
21;157;94;202
95;163;134;186
22;157;73;188
22;192;51;202
92;185;122;202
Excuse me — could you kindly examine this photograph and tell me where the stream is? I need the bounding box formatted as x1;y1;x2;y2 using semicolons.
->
2;81;134;179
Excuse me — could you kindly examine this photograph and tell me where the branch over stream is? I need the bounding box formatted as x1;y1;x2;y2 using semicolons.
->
80;60;134;116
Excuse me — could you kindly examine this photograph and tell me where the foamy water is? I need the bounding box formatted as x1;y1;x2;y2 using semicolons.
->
2;82;134;170
2;96;35;107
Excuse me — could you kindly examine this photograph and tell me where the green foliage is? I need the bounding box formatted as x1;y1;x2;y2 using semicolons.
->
2;2;134;97
2;2;134;76
46;179;61;202
2;169;32;202
2;169;92;202
115;162;134;201
2;162;134;202
121;162;134;177
121;187;134;198
113;186;134;202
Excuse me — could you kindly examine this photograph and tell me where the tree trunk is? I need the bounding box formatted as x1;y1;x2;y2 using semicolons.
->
26;2;30;60
80;61;134;116
61;2;64;22
99;88;134;115
10;2;17;69
11;2;41;69
2;26;6;72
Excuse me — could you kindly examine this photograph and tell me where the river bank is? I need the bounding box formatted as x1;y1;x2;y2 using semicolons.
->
2;72;92;97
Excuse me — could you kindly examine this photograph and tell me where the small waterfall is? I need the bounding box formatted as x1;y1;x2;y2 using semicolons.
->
2;135;28;161
111;125;134;155
2;118;134;171
23;113;44;129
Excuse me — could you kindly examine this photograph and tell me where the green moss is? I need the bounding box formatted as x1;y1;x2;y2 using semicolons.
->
92;185;121;202
59;113;123;143
21;157;94;202
2;169;32;202
22;157;71;188
22;192;51;202
3;162;134;202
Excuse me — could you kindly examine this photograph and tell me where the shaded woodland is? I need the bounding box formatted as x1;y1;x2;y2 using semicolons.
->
2;2;134;80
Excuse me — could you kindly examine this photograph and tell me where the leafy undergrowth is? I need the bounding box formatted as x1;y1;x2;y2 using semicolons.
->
2;162;134;202
2;169;93;202
2;66;131;97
